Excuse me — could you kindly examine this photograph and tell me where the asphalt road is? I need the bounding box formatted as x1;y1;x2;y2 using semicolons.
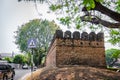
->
14;69;31;80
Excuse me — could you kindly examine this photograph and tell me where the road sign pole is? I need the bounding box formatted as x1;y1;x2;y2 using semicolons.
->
31;48;34;80
31;48;33;71
27;38;36;80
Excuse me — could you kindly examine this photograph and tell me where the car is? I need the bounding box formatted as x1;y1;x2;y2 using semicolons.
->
0;64;15;80
22;64;28;69
33;66;37;71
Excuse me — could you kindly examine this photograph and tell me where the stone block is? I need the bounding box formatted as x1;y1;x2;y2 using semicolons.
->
73;40;80;47
73;31;80;39
65;39;73;46
96;32;104;41
89;32;96;41
64;31;71;39
81;32;89;41
55;30;63;38
56;38;65;46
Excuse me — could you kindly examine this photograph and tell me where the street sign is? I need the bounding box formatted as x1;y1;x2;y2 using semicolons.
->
28;38;37;49
27;39;36;80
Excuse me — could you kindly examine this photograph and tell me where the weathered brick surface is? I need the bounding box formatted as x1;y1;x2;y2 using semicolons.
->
46;30;106;68
46;40;56;66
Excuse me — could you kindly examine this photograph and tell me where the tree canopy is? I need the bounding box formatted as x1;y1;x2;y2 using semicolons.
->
13;54;27;64
105;49;120;67
18;0;120;28
18;0;120;46
15;19;59;65
15;19;59;52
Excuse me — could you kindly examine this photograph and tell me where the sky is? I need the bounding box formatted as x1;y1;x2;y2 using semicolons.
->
0;0;58;53
0;0;119;53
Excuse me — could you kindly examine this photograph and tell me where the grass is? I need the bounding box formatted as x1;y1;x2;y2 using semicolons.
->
107;67;120;72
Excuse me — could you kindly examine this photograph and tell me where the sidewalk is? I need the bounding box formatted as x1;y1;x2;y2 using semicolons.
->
19;69;42;80
19;73;31;80
19;66;57;80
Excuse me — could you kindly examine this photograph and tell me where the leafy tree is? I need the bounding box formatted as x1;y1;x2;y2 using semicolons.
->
13;54;27;65
18;0;120;28
15;19;59;66
33;48;45;66
25;52;31;65
3;57;13;63
18;0;120;46
108;29;120;46
105;49;120;67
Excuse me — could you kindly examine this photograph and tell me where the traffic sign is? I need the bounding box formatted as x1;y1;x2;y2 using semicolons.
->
28;38;37;48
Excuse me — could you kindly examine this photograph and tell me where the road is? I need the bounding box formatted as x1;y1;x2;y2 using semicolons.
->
14;69;31;80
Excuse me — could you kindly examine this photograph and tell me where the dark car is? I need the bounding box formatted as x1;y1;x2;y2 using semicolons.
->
0;64;15;80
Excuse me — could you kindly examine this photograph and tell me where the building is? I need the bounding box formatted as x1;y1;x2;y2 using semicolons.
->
0;52;15;59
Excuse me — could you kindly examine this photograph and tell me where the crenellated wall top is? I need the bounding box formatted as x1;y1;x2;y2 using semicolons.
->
54;30;104;41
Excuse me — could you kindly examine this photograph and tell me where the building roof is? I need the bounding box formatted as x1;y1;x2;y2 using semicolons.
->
0;53;14;58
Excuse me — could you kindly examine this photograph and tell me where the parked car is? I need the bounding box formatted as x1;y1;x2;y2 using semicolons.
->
22;64;28;69
0;64;15;80
33;66;37;71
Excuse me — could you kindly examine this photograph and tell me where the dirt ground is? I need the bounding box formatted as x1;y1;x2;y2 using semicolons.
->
26;66;120;80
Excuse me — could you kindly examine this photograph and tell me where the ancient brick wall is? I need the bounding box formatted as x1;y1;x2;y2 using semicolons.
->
46;38;56;66
46;30;106;68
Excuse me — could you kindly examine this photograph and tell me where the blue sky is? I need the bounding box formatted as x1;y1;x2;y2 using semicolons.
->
0;0;119;53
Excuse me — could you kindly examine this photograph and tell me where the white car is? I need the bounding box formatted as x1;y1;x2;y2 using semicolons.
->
22;64;28;69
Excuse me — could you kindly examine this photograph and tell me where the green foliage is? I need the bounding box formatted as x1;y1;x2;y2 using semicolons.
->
48;0;105;30
24;52;31;65
15;19;59;65
59;16;71;26
15;19;59;52
75;15;81;29
105;50;113;66
13;54;27;64
49;4;62;11
33;48;46;66
111;49;120;58
76;24;81;29
74;6;79;13
83;0;103;10
83;0;95;10
19;0;120;49
108;29;120;45
3;57;13;63
105;49;120;66
107;67;120;71
115;0;120;13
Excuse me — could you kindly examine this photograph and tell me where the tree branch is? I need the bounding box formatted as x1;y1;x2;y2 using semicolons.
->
82;1;120;22
80;15;120;28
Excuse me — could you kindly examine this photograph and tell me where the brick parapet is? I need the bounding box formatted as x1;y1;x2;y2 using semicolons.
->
46;30;106;68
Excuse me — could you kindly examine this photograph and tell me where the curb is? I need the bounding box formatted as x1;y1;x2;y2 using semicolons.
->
19;73;31;80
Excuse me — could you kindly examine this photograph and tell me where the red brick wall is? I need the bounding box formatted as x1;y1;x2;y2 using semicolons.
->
46;30;106;68
46;39;56;67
